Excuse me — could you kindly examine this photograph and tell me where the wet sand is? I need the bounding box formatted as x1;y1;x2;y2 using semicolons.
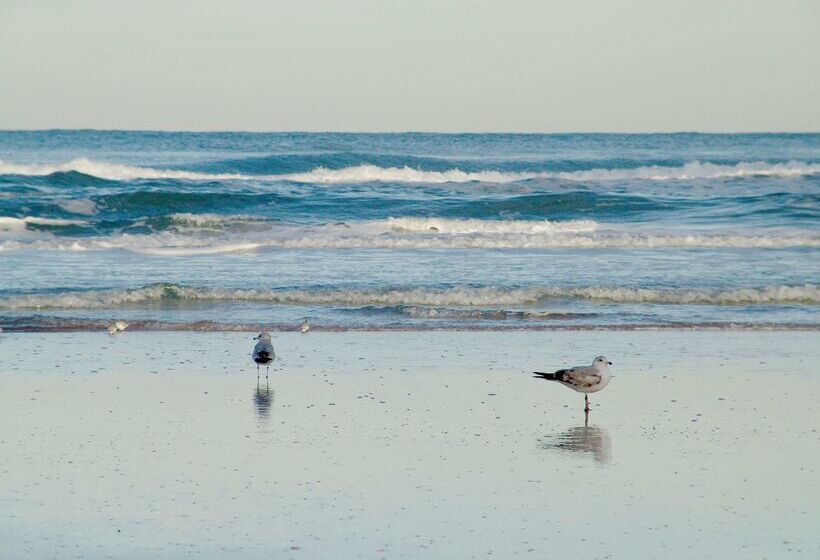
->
1;331;819;559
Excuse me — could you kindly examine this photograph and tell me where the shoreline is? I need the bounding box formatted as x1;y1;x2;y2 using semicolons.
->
3;323;819;333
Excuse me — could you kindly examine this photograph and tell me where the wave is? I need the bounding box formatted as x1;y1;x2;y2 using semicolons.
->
2;220;818;252
2;158;818;184
0;158;251;182
288;161;820;184
92;231;820;253
383;217;598;234
0;216;89;235
392;307;589;320
3;317;816;332
1;283;816;310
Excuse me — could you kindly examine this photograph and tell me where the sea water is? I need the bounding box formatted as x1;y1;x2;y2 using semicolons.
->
0;131;817;330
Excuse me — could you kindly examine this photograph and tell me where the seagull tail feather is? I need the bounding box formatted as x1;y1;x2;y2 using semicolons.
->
532;371;561;381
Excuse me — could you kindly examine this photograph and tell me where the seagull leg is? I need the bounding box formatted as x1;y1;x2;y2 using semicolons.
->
584;394;590;413
257;364;260;378
584;407;589;427
266;364;269;379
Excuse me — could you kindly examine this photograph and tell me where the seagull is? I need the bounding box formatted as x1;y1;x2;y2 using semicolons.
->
533;356;613;413
107;320;129;334
300;318;310;334
252;331;276;378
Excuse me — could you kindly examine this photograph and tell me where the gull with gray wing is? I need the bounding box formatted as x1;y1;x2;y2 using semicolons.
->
533;355;613;412
252;331;276;377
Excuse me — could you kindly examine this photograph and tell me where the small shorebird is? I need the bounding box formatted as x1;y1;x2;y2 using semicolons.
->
300;318;310;334
533;356;613;413
107;320;128;334
252;331;276;377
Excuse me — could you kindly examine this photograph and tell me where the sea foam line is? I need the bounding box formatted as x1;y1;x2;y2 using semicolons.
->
2;230;818;253
4;318;817;332
2;215;818;252
1;158;818;183
0;283;816;309
383;217;598;234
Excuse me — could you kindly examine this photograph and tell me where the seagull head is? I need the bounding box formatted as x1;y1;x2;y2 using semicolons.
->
253;332;272;341
593;355;613;368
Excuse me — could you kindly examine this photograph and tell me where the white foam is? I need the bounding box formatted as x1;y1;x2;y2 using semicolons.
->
550;160;820;181
0;283;816;309
1;218;818;252
0;216;88;237
286;161;820;184
133;242;266;256
284;165;525;184
0;158;250;181
384;217;598;234
275;222;820;249
1;157;818;184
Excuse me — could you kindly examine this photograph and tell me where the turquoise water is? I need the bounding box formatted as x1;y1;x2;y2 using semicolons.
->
1;131;818;330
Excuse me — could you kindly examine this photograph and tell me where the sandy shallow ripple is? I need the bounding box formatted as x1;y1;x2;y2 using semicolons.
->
1;331;819;559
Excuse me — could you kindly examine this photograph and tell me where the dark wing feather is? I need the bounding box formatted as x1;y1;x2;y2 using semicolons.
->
533;370;564;381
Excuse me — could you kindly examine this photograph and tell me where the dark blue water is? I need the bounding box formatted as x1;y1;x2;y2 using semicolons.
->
1;131;817;330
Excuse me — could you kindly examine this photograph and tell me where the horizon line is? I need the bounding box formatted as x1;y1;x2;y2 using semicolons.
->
1;128;818;135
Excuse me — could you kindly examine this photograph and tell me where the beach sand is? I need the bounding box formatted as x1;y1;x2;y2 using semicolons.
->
1;331;819;559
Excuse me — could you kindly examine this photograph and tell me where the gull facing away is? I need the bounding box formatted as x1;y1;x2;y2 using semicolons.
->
533;356;613;413
300;318;310;334
107;321;129;335
252;332;276;377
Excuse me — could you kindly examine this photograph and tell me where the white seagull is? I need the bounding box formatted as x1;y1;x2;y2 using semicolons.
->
300;318;310;334
252;331;276;377
533;356;613;412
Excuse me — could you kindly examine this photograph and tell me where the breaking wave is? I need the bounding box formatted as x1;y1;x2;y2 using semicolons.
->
1;215;818;252
0;216;89;235
1;283;816;309
1;158;818;184
1;232;817;253
383;217;598;234
0;158;250;181
393;307;589;320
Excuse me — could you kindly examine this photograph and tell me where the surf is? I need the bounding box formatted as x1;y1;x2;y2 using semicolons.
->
1;283;816;309
2;157;818;183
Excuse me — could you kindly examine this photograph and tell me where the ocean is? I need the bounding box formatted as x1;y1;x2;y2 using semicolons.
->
0;131;817;331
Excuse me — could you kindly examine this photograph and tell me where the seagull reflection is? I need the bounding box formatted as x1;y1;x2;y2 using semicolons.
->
253;379;274;422
538;424;612;464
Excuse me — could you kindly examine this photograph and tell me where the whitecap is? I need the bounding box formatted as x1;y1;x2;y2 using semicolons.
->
1;157;818;184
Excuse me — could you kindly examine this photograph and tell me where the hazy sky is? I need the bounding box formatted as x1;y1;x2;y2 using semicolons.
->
1;0;818;132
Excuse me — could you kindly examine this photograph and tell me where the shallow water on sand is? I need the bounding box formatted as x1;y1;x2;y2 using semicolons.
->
1;331;819;559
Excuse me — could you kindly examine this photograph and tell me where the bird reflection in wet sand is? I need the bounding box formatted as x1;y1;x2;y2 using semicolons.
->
254;378;274;422
538;424;612;464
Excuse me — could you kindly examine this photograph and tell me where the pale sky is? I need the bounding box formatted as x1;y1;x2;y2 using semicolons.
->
1;0;818;132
